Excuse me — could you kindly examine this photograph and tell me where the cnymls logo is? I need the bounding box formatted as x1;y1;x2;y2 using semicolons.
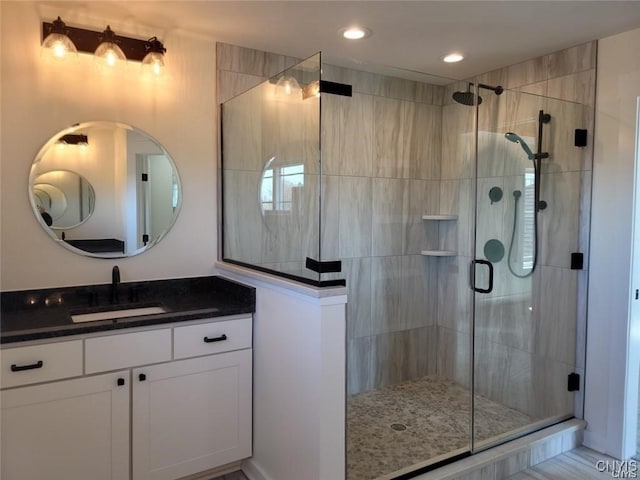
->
596;459;638;478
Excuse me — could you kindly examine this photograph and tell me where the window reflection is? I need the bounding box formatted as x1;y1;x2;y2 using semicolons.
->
261;160;304;212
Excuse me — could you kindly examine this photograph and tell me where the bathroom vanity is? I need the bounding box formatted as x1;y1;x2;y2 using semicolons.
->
0;276;255;480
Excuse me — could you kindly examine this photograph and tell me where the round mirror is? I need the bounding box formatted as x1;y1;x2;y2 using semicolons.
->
30;121;181;257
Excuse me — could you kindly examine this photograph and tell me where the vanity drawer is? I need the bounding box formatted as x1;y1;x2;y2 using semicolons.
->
1;340;83;389
85;329;171;374
173;316;252;359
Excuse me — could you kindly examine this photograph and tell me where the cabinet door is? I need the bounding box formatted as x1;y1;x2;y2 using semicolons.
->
1;371;130;480
132;350;252;480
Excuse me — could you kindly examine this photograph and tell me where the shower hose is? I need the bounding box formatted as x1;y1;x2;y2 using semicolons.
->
507;190;538;278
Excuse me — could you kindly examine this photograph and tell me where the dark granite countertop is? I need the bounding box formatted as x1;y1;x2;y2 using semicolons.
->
0;276;255;344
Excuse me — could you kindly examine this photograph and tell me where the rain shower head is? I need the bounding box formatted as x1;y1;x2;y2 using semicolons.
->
452;82;503;106
452;88;481;106
505;132;535;160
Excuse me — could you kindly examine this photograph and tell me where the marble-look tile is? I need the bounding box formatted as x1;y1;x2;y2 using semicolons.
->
542;98;592;174
377;327;438;386
495;450;531;479
533;266;577;365
303;173;322;261
529;356;575;420
408;103;442;180
506;57;547;90
261;208;302;264
454;463;496;480
348;335;376;395
437;327;471;387
545;41;596;79
441;104;475;180
320;174;340;260
547;70;596;107
222;170;262;264
370;256;404;334
339;176;372;258
440;179;474;256
217;70;264;104
529;435;564;465
341;93;374;177
221;85;263;172
216;42;300;78
474;294;534;354
371;178;406;256
320;93;342;175
373;97;413;178
538;171;583;268
344;257;373;339
399;255;438;330
437;256;473;334
517;81;548;97
404;179;440;255
301;94;321;175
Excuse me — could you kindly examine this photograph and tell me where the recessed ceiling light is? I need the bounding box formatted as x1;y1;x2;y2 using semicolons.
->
442;53;464;63
340;26;371;40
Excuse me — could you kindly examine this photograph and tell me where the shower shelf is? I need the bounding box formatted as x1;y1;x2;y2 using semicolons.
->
421;250;457;257
422;214;458;221
422;215;458;256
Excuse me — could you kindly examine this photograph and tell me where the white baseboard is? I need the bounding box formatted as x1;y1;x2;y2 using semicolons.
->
241;458;270;480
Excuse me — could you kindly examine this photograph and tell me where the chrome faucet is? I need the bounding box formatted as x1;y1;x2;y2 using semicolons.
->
111;266;120;304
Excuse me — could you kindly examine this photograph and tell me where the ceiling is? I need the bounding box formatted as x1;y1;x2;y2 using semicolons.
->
48;1;640;82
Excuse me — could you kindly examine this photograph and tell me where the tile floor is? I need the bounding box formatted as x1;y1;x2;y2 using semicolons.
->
210;447;628;480
347;376;532;480
506;446;632;479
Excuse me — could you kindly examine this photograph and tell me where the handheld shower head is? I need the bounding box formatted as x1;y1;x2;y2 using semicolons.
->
505;132;535;160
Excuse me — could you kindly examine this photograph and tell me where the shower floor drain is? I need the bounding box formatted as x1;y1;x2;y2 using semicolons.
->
390;423;408;431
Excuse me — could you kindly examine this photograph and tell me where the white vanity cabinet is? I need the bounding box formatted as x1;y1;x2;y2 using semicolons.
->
0;314;253;480
1;370;130;480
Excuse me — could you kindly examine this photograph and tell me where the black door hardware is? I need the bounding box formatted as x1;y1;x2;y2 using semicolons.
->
204;334;228;343
471;259;494;294
11;360;44;372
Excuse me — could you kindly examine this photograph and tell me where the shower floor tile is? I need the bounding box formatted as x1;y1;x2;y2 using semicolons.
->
347;376;532;480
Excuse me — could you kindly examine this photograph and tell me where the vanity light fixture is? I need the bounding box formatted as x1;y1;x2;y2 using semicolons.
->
41;17;167;75
94;25;126;70
41;16;78;61
275;75;301;98
141;37;167;76
57;134;89;147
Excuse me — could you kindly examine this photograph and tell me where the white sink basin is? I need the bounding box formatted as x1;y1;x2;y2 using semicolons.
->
71;306;167;323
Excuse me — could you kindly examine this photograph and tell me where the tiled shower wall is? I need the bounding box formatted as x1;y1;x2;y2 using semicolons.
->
217;42;595;413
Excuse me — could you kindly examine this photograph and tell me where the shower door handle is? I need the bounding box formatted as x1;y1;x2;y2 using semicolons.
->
471;259;494;294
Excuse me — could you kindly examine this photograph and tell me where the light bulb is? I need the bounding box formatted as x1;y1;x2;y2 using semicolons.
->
275;75;301;99
41;17;78;62
94;26;126;71
142;51;165;77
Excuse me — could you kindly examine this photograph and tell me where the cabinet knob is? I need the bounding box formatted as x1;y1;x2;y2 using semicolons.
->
139;373;146;382
117;378;125;386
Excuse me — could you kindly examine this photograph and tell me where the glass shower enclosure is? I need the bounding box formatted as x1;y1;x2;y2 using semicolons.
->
221;53;592;479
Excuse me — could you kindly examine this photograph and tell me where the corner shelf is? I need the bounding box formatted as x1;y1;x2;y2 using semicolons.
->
422;214;458;257
422;215;458;221
421;250;457;257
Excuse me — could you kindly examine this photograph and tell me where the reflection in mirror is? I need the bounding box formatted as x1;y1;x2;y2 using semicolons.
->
33;170;95;229
30;121;181;258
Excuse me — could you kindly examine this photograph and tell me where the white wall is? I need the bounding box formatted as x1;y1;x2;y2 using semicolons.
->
585;27;640;459
217;264;347;480
0;2;218;290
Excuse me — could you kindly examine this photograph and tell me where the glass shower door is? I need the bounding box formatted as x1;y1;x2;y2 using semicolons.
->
471;88;590;450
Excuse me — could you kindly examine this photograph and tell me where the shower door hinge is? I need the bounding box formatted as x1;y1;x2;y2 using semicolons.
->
305;257;342;274
568;372;580;392
141;173;148;182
